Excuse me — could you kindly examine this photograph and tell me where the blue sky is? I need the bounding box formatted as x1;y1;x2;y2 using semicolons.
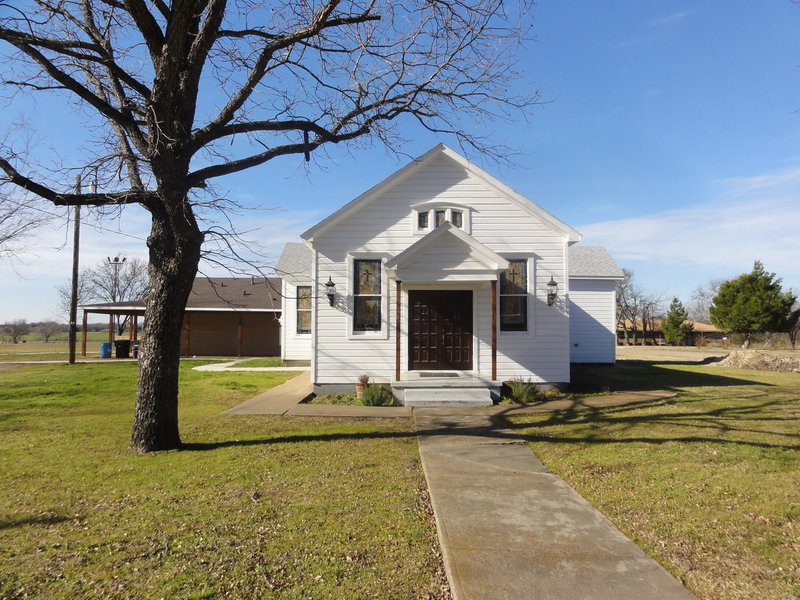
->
2;0;799;322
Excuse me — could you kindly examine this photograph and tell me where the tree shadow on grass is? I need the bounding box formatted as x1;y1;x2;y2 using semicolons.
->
181;429;419;451
0;513;77;530
495;395;800;452
570;361;771;393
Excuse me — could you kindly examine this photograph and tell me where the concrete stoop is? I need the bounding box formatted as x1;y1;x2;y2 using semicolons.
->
394;377;496;407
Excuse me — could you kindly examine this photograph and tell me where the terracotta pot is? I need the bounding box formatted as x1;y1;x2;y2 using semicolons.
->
355;383;365;398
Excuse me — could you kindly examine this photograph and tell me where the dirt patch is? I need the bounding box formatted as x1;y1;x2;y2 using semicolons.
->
713;350;800;373
0;363;20;373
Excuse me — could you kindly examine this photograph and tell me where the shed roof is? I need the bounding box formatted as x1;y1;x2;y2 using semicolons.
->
569;246;625;279
80;277;282;313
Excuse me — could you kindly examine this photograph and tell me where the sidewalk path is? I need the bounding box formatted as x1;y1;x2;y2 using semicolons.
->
414;408;696;600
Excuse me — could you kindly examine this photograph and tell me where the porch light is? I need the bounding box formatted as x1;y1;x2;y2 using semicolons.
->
546;277;558;306
325;276;336;306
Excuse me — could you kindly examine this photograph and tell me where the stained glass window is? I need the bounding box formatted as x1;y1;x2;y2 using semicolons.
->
354;259;381;331
296;286;311;333
500;260;528;331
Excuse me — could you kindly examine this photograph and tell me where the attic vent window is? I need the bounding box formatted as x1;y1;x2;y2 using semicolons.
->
413;207;470;234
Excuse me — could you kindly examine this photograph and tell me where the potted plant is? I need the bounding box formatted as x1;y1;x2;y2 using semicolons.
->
355;374;369;398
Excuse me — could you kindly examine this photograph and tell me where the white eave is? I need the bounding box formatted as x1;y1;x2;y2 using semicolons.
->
301;144;582;243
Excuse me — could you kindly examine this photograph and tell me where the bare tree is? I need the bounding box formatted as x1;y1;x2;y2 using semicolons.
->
687;278;725;324
0;0;539;451
639;291;664;346
57;256;149;335
616;269;640;345
2;319;30;343
0;195;50;257
36;320;64;342
787;303;799;351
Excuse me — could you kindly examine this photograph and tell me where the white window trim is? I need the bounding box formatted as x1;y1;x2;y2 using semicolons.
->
347;254;390;340
498;255;535;336
411;202;472;235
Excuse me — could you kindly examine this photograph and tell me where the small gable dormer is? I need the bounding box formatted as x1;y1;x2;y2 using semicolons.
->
411;201;472;235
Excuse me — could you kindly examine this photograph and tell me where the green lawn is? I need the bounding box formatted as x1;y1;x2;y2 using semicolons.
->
233;357;284;368
507;361;800;600
0;338;109;361
0;363;446;599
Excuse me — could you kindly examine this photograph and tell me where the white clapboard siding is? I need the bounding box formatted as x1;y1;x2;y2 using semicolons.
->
280;280;313;361
311;155;571;384
569;279;617;363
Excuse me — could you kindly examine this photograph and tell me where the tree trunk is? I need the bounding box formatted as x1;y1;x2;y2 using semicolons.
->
742;333;750;349
129;201;202;452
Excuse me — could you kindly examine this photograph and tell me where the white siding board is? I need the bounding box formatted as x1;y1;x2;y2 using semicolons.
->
569;279;617;363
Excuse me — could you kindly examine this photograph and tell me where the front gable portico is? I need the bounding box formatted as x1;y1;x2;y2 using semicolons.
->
385;222;509;282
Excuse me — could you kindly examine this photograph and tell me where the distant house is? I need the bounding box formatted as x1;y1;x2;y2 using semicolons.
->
617;319;723;346
80;277;282;357
277;144;624;405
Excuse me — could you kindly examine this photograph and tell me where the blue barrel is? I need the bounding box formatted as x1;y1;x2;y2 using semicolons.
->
100;342;112;359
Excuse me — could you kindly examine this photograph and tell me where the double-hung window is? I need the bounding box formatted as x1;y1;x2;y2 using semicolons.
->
500;259;528;331
353;259;382;332
296;286;311;334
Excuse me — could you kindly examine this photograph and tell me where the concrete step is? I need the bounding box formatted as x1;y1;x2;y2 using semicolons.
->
402;386;494;407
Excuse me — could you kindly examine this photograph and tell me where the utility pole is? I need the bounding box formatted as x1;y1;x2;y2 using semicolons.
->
68;174;81;365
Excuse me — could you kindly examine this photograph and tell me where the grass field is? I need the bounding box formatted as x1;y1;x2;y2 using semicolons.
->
0;338;109;362
508;361;799;600
0;363;446;599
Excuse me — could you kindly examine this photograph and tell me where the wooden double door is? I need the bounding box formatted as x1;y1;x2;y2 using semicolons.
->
409;290;473;371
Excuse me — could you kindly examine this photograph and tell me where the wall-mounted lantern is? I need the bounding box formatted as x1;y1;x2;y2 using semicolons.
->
546;277;558;306
325;276;336;306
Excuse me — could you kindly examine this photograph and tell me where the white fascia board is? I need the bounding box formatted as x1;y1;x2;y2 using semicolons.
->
184;308;282;312
301;143;449;241
391;270;502;282
81;305;280;313
568;275;626;281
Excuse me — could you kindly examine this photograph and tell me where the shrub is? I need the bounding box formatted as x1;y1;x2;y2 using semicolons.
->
360;384;393;406
505;378;544;404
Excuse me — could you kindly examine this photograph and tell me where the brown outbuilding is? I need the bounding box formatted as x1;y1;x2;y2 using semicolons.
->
80;277;282;357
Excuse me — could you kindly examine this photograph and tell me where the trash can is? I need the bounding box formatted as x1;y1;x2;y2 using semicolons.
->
132;341;140;359
114;340;131;359
99;342;112;359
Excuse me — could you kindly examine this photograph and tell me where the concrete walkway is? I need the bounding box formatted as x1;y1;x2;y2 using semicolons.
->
415;408;697;600
192;361;308;372
222;371;413;417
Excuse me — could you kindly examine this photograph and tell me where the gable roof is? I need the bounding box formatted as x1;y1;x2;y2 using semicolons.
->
80;277;282;313
276;242;311;278
385;222;509;273
300;144;581;243
568;246;625;279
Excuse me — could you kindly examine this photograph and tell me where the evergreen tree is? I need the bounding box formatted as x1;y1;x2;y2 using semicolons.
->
710;261;796;348
662;297;693;345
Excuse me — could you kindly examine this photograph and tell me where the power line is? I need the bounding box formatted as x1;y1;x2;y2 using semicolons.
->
1;195;148;242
